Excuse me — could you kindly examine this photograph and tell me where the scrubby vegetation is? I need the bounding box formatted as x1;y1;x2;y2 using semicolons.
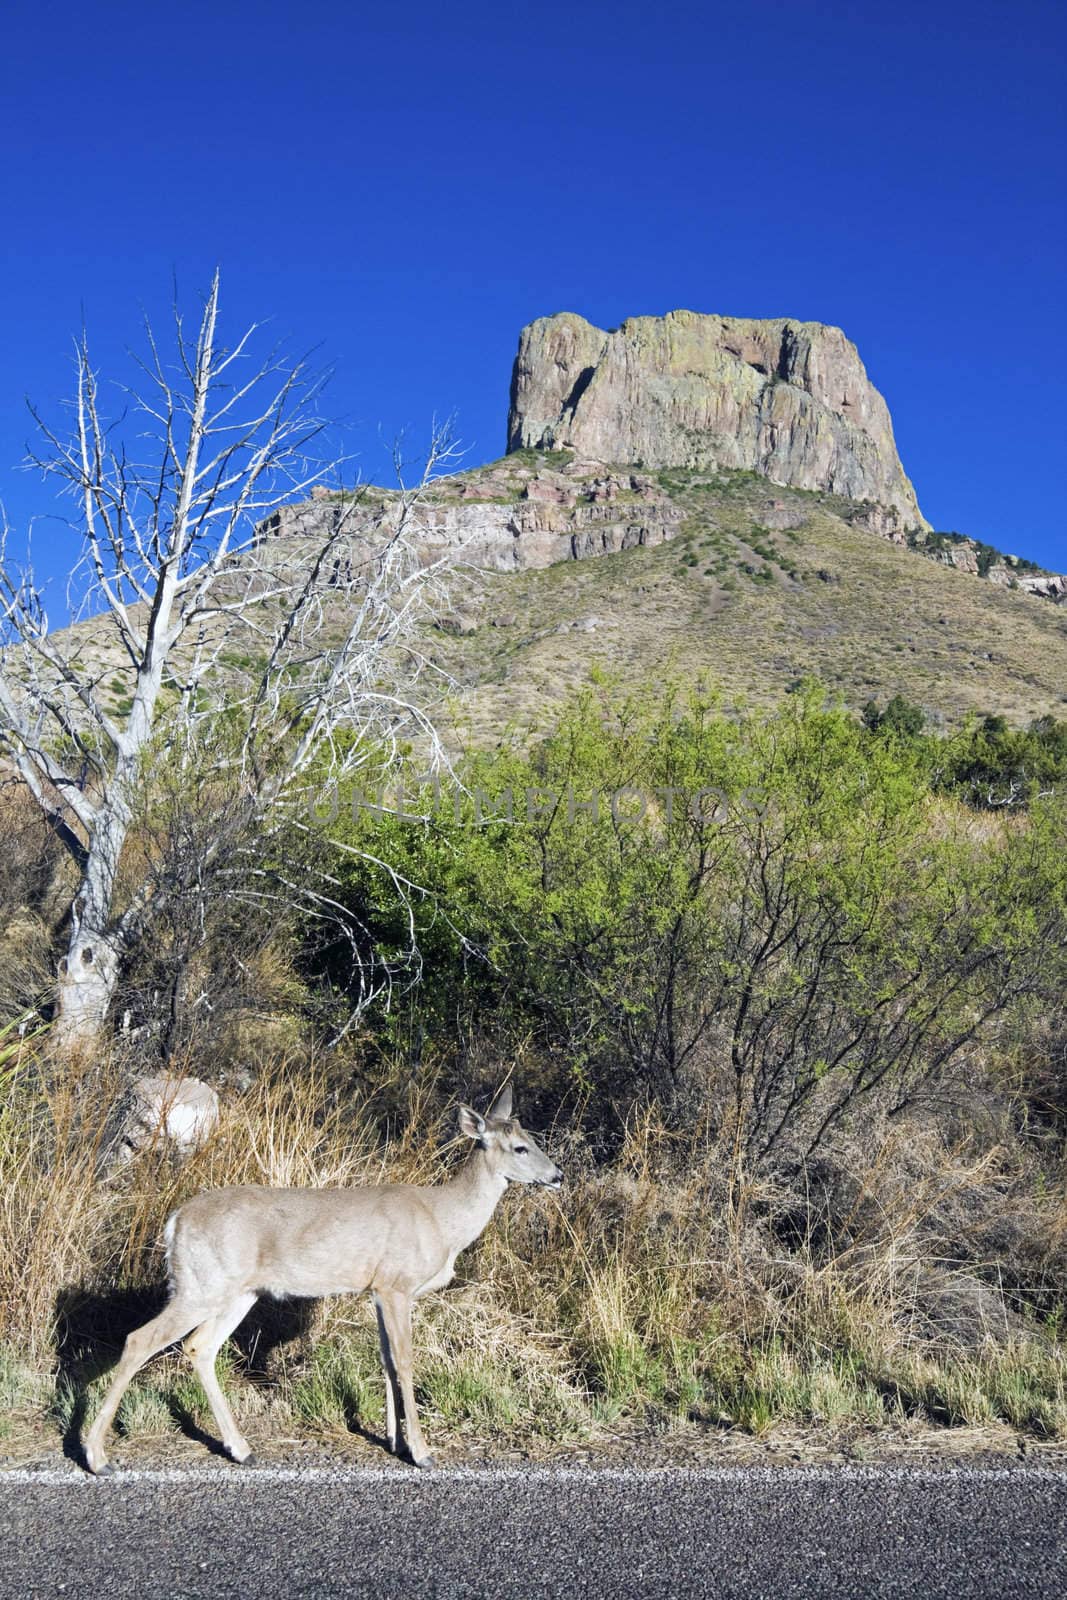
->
1;684;1066;1458
862;695;1067;807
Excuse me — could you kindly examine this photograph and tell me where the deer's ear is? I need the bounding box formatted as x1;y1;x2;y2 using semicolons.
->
488;1084;513;1123
458;1105;487;1141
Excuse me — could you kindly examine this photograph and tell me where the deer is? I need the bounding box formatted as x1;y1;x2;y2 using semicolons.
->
82;1086;562;1474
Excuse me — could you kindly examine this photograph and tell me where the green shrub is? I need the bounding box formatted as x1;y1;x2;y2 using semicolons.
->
333;686;1067;1177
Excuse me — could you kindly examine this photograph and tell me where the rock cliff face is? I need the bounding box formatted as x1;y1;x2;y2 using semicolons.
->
508;310;928;530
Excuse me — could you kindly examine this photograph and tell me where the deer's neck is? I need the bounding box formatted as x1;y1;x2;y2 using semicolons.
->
437;1147;508;1254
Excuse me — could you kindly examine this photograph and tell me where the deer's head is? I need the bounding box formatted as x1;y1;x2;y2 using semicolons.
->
458;1086;562;1189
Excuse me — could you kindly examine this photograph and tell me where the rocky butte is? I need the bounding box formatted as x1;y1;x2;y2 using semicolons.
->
260;308;1061;600
508;309;928;531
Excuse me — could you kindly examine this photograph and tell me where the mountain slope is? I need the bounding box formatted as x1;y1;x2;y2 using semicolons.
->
421;459;1067;744
33;456;1066;751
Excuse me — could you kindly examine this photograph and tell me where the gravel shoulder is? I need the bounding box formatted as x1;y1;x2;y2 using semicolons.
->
4;1415;1067;1476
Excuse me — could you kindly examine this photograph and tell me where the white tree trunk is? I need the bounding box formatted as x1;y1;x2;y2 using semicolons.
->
54;928;121;1050
52;808;128;1051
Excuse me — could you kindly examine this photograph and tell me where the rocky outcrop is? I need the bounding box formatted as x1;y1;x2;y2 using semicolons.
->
1015;572;1067;602
261;314;1062;604
906;530;1066;601
262;454;1066;605
260;461;685;573
508;310;928;530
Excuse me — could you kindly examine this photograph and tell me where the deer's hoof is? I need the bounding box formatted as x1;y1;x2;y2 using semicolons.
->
227;1445;255;1466
413;1453;435;1470
89;1461;114;1478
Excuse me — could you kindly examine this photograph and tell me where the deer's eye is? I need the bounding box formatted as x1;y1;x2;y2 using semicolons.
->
514;1144;529;1156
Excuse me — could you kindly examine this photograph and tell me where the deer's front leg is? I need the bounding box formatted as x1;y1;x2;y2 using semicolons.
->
376;1291;432;1469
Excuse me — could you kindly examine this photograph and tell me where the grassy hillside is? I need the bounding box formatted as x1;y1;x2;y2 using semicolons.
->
427;462;1067;744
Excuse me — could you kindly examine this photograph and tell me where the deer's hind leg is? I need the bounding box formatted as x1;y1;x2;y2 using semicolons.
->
183;1292;258;1464
83;1295;213;1475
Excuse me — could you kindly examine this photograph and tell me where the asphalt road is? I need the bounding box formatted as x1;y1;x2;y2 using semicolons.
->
0;1465;1063;1599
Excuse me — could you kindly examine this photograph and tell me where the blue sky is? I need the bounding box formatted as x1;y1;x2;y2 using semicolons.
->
1;0;1064;599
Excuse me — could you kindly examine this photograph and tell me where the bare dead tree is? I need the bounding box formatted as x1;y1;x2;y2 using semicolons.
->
0;273;461;1050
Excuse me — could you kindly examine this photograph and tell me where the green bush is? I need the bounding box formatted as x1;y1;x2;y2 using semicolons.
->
862;693;927;738
332;687;1067;1175
939;713;1067;806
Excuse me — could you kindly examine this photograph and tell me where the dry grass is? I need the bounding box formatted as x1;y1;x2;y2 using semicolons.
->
0;1037;1064;1459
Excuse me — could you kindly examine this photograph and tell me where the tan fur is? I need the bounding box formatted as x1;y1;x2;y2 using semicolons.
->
83;1087;561;1472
